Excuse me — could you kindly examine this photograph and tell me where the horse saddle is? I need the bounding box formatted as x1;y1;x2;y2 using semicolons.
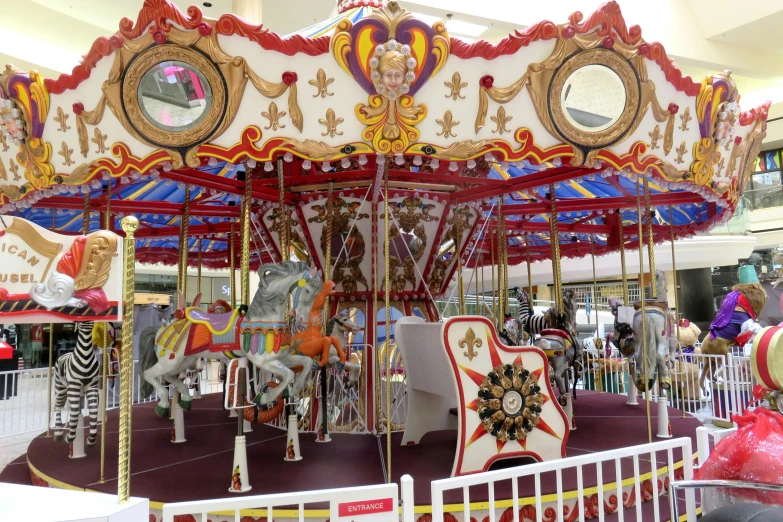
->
540;328;573;356
185;307;241;336
633;300;668;310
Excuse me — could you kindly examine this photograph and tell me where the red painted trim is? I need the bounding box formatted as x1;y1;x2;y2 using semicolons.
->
449;20;558;60
215;14;330;56
442;316;568;476
755;327;779;390
44;35;123;95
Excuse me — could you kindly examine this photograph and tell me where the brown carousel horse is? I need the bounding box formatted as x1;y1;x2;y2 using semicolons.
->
291;280;348;369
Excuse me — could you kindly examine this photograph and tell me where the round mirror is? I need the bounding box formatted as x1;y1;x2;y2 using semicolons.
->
137;60;213;132
560;64;626;132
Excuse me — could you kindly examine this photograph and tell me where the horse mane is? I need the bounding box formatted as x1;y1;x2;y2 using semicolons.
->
734;282;767;317
247;261;309;318
326;316;337;335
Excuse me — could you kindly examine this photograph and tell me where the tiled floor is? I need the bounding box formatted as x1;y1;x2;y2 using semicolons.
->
0;432;37;472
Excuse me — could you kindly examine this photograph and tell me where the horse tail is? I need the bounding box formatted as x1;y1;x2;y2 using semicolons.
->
138;326;160;400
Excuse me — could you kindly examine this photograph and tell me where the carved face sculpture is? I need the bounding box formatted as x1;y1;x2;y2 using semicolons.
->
370;41;417;99
379;51;407;95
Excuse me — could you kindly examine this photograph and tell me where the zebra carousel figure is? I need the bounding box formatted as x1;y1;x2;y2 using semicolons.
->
52;321;101;454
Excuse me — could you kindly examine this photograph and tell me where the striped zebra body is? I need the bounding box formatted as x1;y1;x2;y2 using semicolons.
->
53;321;100;446
516;289;548;339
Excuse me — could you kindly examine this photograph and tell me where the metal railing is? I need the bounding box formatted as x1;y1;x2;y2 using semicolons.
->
161;474;408;522
431;437;697;522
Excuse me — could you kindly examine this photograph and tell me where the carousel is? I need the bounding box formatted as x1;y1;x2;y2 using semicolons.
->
0;0;770;520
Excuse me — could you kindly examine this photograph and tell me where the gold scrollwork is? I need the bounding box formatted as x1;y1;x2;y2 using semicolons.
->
475;72;528;134
444;72;467;100
76;115;89;158
459;327;482;361
58;142;74;166
319;108;344;138
309;69;334;98
284;139;342;160
679;108;691;131
262;102;286;131
74;231;119;291
431;139;491;159
357;95;425;154
54;107;70;132
436;110;459;138
491;107;512;135
15;140;52;189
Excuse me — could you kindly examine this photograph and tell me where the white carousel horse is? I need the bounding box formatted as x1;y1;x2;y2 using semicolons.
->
534;289;583;403
139;261;322;417
631;271;676;392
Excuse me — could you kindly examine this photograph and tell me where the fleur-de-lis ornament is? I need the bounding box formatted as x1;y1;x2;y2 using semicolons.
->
679;108;691;132
436;110;459;138
9;159;19;181
716;157;725;177
675;141;687;164
319;109;344;138
58;142;74;166
0;160;6;181
444;72;467;100
459;327;482;361
649;125;661;150
261;102;286;131
92;128;108;154
490;107;512;135
309;69;334;98
0;131;7;152
54;107;70;132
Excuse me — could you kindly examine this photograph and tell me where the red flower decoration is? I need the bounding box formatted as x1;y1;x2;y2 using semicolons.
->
72;103;84;116
562;26;576;39
668;103;679;115
282;71;298;85
109;35;124;49
197;22;212;37
638;43;651;56
735;136;742;146
152;30;167;44
479;75;494;89
602;36;615;49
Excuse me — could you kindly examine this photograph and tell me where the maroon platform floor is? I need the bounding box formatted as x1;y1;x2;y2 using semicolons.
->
4;391;703;509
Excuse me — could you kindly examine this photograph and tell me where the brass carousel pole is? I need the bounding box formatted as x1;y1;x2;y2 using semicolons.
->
643;175;656;300
46;210;55;437
230;222;236;308
179;186;191;301
670;207;686;418
525;232;534;306
117;216;139;504
99;186;111;484
383;162;392;483
591;236;599;329
637;176;652;443
497;198;506;323
618;211;629;305
455;206;465;315
278;159;289;261
502;205;509;320
197;238;202;296
321;181;334;441
549;185;562;316
490;230;496;320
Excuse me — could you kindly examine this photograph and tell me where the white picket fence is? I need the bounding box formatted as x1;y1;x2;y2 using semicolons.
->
579;349;755;426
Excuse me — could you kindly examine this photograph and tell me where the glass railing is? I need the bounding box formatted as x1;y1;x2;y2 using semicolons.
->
742;185;783;211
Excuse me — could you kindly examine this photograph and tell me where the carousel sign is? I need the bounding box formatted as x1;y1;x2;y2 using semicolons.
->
0;216;123;322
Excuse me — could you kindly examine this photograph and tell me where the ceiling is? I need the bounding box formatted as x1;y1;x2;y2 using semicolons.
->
1;0;782;128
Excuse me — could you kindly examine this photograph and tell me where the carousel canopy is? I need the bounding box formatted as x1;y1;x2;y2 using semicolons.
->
0;0;769;300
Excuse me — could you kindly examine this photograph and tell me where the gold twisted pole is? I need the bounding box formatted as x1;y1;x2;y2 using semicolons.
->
670;207;686;418
118;216;139;504
618;211;629;304
502;204;509;320
179;186;191;300
278;159;289;260
324;182;334;334
455;206;465;315
241;170;252;306
591;236;599;328
383;161;392;482
83;192;90;234
230;222;236;308
549;185;562;316
197;238;202;295
490;231;496;320
637;176;652;443
372;199;381;433
497;199;505;322
99;187;111;483
643;175;656;299
46;210;55;438
525;232;533;304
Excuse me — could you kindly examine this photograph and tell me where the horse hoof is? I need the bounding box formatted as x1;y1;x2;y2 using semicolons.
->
53;433;64;442
311;361;321;371
336;362;345;371
65;437;75;445
661;382;671;391
179;399;192;411
87;438;96;447
155;405;170;418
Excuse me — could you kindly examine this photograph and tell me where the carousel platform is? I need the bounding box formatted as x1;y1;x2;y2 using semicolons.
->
3;390;702;519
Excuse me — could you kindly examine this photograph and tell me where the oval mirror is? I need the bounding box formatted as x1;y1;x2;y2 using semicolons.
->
137;60;213;132
560;64;626;133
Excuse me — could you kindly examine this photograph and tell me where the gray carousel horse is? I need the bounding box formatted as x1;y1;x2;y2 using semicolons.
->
631;271;676;392
139;261;322;416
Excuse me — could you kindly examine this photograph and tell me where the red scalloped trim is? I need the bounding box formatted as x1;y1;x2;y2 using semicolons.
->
492;128;576;164
44;35;123;95
645;42;700;96
215;14;330;56
569;1;642;45
118;0;204;40
450;20;558;60
740;101;771;125
92;145;170;178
